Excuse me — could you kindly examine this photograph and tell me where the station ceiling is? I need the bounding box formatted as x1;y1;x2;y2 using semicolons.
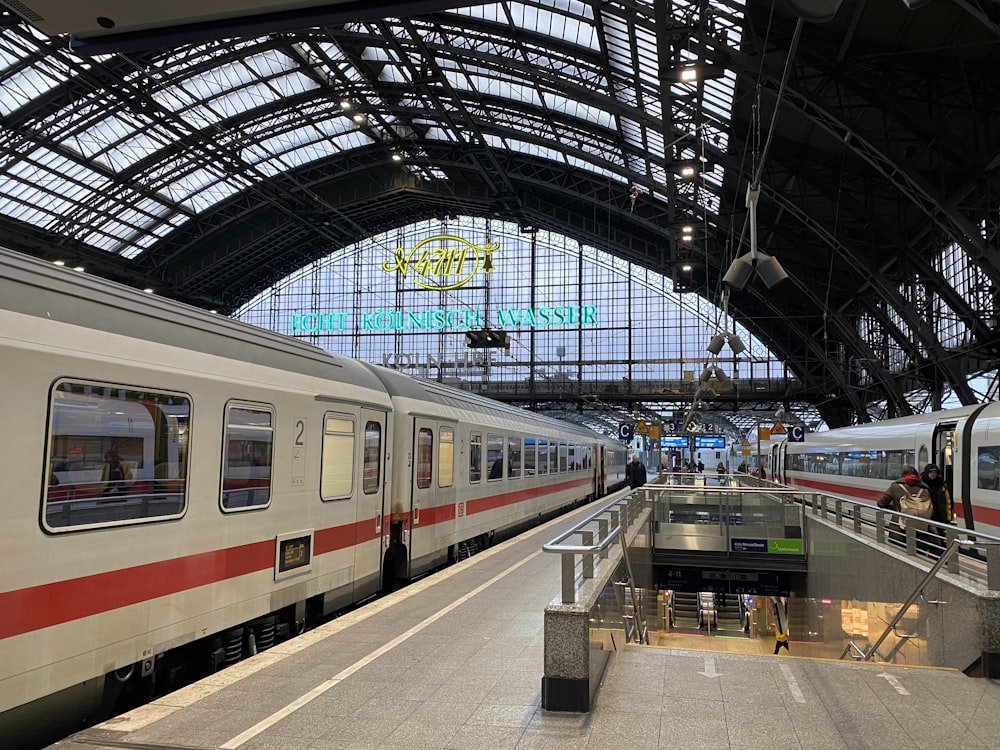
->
0;0;998;428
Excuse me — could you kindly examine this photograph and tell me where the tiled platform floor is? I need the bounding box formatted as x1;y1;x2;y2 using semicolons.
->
48;501;1000;750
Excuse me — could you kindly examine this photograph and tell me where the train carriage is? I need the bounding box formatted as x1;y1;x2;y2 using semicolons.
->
776;404;1000;537
0;247;624;748
366;365;618;583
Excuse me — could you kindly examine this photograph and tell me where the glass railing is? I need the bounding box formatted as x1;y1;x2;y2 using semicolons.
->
648;479;805;556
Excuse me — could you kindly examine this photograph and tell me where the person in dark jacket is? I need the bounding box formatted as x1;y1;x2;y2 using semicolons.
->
625;454;647;489
878;465;931;545
920;464;953;550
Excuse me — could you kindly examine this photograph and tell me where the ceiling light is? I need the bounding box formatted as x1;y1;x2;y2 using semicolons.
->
391;152;402;162
666;64;727;85
53;259;65;266
352;112;365;124
73;265;85;272
681;166;695;177
339;99;352;110
680;263;692;272
143;287;154;294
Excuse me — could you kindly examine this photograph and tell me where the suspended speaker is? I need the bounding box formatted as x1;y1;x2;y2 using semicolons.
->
784;0;843;22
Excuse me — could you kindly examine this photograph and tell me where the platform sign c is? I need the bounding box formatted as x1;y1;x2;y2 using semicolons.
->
788;424;805;442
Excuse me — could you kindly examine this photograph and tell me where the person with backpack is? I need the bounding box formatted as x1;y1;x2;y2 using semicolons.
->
877;465;933;547
920;464;953;553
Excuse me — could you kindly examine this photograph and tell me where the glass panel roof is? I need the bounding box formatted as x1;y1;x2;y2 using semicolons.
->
0;0;742;258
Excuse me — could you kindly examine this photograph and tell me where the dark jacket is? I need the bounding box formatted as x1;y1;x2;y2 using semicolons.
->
877;472;930;512
626;459;647;489
920;471;953;523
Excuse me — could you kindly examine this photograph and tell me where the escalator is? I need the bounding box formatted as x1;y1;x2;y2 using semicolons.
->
668;591;749;636
670;591;701;631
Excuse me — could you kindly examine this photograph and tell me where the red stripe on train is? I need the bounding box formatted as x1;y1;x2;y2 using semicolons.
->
2;478;594;639
787;475;1000;528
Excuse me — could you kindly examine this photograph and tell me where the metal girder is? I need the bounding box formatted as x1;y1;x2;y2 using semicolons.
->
717;43;1000;289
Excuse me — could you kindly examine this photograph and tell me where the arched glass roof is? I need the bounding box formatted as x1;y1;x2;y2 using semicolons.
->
0;0;739;259
0;0;998;428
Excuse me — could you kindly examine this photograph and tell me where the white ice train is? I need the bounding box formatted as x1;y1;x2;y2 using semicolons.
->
0;248;627;748
770;404;1000;536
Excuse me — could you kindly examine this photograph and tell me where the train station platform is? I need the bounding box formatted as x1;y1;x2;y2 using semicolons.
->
48;495;1000;750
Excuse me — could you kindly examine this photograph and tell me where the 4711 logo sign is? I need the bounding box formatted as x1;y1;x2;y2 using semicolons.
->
381;235;499;291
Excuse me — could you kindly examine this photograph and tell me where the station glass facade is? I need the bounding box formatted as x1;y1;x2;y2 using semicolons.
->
234;216;783;393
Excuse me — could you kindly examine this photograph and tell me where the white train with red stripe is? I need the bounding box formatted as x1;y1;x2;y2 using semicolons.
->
0;248;627;748
771;404;1000;536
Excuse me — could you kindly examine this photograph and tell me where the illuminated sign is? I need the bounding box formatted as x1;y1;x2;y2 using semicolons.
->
289;305;597;333
661;436;688;448
381;235;499;291
695;436;726;449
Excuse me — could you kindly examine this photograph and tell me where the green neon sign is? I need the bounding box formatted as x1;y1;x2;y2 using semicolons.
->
289;305;598;333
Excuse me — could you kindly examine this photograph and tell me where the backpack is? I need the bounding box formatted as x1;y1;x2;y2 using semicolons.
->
897;484;932;527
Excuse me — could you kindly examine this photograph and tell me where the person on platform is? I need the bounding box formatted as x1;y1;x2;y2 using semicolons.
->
625;454;647;489
716;462;726;474
877;465;932;545
771;597;790;654
921;464;954;549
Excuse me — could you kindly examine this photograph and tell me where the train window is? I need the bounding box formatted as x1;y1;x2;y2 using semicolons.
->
559;442;568;472
536;440;547;475
321;415;355;500
363;421;381;494
978;447;1000;490
469;431;482;483
417;428;433;489
508;437;521;478
44;381;189;531
221;404;274;511
439;427;454;488
524;438;536;476
548;440;558;474
487;433;504;480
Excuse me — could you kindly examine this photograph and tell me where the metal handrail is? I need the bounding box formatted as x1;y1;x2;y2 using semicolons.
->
543;489;650;641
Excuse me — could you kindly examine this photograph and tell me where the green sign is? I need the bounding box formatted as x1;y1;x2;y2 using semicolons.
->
289;305;598;334
767;539;803;555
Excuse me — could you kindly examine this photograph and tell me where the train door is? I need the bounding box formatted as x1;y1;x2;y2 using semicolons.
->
597;444;606;496
355;409;387;600
772;441;786;484
931;422;957;495
408;417;436;578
